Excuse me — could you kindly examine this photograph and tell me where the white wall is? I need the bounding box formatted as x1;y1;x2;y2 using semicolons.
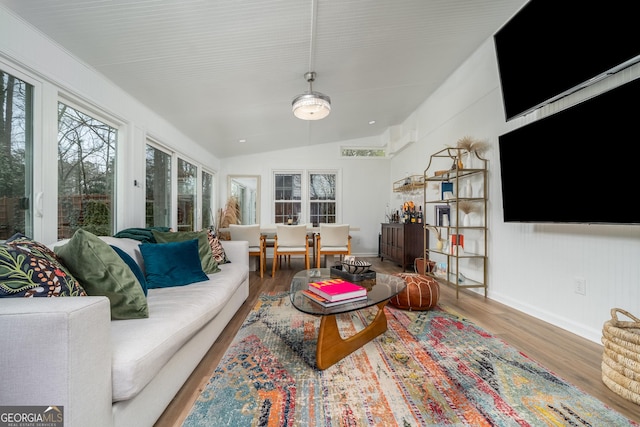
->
219;137;391;257
391;38;640;344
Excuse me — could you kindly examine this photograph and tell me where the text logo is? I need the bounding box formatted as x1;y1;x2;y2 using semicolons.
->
0;406;63;427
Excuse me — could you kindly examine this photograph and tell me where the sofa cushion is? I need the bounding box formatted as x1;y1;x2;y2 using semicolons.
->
140;239;209;288
0;234;87;298
152;230;220;274
54;229;149;320
110;261;248;401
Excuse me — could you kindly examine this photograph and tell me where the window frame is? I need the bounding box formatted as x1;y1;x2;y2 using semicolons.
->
56;96;122;238
273;170;303;224
145;139;173;229
308;170;339;226
201;168;216;230
272;169;341;226
0;61;47;241
0;66;35;240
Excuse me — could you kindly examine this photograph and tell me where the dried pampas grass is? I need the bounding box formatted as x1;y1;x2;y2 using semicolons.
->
425;225;443;242
455;136;490;156
216;196;240;240
457;200;481;215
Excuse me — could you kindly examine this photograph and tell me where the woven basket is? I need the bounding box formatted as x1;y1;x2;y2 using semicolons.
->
601;308;640;405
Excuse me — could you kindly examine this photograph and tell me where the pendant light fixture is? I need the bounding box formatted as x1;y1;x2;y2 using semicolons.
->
292;0;331;120
292;71;331;120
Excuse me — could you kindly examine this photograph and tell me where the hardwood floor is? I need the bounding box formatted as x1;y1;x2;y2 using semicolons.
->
155;257;640;426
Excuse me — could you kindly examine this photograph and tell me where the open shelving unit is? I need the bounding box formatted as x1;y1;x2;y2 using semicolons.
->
392;175;424;193
422;147;487;298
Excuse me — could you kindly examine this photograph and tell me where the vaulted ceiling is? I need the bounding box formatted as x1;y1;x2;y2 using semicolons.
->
0;0;527;158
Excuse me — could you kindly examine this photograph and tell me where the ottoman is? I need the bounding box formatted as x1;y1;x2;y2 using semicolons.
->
389;273;440;311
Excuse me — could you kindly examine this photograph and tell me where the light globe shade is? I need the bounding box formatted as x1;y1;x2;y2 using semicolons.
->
292;92;331;120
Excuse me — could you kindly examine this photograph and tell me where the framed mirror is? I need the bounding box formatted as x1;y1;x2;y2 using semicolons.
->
227;175;260;225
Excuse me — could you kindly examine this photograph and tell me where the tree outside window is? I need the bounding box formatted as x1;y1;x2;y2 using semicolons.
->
145;144;171;228
274;173;301;224
202;170;215;229
309;173;336;226
58;102;116;238
0;70;33;240
177;158;197;231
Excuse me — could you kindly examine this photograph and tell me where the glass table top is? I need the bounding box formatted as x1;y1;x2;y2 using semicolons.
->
289;268;406;316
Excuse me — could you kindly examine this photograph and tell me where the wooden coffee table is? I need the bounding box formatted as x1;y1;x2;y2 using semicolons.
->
289;268;406;370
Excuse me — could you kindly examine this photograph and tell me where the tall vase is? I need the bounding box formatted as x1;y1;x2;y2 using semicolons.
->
463;213;471;227
466;151;475;169
464;180;472;198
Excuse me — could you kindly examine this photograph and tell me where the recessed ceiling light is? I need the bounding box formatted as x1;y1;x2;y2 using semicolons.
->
368;120;376;125
238;139;247;143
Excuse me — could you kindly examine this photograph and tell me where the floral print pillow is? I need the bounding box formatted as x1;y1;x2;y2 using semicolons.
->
0;234;87;298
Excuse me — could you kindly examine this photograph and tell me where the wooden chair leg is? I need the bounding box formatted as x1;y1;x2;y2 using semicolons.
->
259;252;264;278
272;252;278;277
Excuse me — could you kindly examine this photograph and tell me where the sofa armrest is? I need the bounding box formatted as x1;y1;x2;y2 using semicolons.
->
0;297;113;427
220;240;249;269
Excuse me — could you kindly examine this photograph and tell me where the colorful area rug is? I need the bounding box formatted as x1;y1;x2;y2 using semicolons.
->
183;293;638;426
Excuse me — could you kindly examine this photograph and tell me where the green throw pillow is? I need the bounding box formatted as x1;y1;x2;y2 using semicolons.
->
54;229;149;320
139;239;209;288
151;230;220;274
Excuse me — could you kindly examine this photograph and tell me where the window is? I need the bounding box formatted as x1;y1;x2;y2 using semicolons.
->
177;158;197;231
202;170;215;229
0;69;33;240
145;143;172;228
274;172;301;224
273;170;339;226
341;147;386;157
57;102;116;238
309;172;337;225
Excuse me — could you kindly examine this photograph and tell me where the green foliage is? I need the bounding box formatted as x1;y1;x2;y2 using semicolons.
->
80;200;111;236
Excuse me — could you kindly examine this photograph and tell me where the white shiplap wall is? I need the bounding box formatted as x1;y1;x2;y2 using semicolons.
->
391;38;640;344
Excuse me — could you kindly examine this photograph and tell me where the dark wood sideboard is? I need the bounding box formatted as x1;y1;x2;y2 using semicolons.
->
380;223;426;271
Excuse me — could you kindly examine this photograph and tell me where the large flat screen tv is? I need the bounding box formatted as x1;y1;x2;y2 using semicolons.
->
494;0;640;121
498;77;640;224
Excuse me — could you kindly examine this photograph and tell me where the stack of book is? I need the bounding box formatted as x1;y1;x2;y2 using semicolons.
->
302;278;367;307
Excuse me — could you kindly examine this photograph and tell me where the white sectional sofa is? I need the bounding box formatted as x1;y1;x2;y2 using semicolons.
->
0;236;249;427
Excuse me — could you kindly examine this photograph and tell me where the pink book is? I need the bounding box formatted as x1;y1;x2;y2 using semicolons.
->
308;278;367;302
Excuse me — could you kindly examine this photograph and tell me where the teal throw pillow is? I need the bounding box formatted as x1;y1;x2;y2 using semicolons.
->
54;229;149;320
152;230;220;274
0;233;87;298
139;239;209;289
111;245;147;296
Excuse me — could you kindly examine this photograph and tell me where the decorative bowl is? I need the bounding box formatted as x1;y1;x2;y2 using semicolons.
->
341;259;372;274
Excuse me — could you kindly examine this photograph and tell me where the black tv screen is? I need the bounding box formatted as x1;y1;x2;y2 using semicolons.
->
494;0;640;120
499;77;640;224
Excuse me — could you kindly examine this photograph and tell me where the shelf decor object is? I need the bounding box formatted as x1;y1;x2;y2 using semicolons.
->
393;175;424;193
422;146;488;298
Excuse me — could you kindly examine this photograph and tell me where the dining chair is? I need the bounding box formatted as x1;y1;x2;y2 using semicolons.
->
229;224;266;278
272;224;310;277
315;223;351;268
